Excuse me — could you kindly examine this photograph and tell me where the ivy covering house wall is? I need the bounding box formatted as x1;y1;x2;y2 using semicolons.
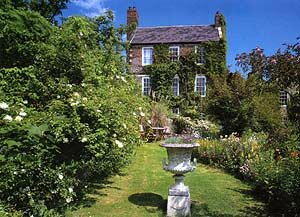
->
143;14;227;118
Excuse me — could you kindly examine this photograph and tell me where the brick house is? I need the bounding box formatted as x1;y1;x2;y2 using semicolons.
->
126;7;226;112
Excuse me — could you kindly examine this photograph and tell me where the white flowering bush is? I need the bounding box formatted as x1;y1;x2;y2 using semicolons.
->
172;116;221;139
0;9;148;216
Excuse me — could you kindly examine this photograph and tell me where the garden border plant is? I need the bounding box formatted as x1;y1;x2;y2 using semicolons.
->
0;6;149;216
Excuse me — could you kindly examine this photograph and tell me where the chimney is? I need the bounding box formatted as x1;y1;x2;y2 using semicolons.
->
127;6;139;41
215;11;222;27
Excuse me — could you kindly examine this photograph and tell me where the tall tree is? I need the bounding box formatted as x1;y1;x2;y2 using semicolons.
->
236;39;300;131
1;0;70;23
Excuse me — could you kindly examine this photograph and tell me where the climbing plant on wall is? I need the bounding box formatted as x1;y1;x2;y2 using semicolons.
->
143;13;227;118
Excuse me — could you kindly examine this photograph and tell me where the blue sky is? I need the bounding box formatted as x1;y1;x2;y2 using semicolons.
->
64;0;300;71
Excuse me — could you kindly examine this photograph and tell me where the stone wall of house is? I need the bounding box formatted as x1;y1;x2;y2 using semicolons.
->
128;45;143;74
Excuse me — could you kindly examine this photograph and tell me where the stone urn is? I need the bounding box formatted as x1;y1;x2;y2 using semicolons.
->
160;143;199;217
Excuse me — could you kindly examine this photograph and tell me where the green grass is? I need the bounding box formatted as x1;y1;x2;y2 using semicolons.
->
66;143;266;217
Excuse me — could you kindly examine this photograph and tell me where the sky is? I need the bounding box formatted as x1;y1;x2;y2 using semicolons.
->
64;0;300;71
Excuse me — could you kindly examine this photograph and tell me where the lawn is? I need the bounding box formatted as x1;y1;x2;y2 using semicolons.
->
66;143;266;217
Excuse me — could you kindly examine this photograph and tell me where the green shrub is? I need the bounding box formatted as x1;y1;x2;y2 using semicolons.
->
0;10;147;216
207;73;283;135
195;131;267;175
251;136;300;215
172;116;188;134
195;129;300;215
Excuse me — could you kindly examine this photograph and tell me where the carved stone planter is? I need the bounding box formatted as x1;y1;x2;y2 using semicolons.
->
160;143;199;217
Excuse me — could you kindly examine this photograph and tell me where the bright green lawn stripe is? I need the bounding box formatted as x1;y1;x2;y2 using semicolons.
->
66;143;266;217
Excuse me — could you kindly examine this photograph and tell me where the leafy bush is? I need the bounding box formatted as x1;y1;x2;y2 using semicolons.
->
195;130;300;215
0;9;147;216
207;73;283;135
172;116;188;134
251;149;300;215
195;131;267;175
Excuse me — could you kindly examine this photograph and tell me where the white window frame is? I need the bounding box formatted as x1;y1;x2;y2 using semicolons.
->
279;90;289;107
142;47;153;66
195;46;205;65
169;46;180;62
172;74;180;96
194;75;206;97
141;75;151;96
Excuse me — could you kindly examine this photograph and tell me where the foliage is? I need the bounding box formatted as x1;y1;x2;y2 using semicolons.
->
207;72;283;134
195;130;300;215
237;41;300;91
172;116;188;134
195;131;267;175
144;62;179;101
251;136;300;215
0;8;54;68
235;41;300;215
1;0;70;23
153;44;169;63
0;9;147;216
142;14;227;115
149;102;170;127
236;40;300;131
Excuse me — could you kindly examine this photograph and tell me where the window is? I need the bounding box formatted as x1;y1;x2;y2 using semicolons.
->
172;75;180;96
142;47;153;65
195;46;205;64
169;46;180;62
173;107;180;115
195;75;206;97
280;90;288;106
142;76;151;96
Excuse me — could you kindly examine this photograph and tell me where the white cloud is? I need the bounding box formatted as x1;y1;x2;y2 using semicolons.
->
72;0;108;17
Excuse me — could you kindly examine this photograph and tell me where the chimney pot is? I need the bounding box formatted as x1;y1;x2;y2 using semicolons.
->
215;11;222;27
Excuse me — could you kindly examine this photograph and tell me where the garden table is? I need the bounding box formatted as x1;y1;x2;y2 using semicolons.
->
151;127;165;140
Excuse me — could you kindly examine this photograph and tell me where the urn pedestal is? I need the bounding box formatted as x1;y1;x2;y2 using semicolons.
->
160;143;199;217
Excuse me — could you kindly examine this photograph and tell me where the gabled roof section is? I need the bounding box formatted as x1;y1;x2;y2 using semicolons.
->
130;25;220;44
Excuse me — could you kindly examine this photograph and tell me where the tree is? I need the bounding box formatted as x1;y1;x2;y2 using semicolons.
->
236;39;300;130
0;8;54;68
207;72;282;135
1;0;70;23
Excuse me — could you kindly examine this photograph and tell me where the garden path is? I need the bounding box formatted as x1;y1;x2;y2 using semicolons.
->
66;143;266;217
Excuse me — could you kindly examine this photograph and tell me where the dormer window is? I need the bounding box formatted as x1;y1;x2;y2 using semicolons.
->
195;46;205;64
142;47;153;65
172;75;180;96
169;46;180;62
195;75;206;97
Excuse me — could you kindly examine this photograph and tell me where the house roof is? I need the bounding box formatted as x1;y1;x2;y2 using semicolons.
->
130;25;221;44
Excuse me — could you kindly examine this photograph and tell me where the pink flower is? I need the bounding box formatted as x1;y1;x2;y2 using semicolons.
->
270;58;277;64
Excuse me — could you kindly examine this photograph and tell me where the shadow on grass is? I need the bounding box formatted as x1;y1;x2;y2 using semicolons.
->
191;201;238;217
128;192;167;215
229;188;268;217
70;178;122;212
